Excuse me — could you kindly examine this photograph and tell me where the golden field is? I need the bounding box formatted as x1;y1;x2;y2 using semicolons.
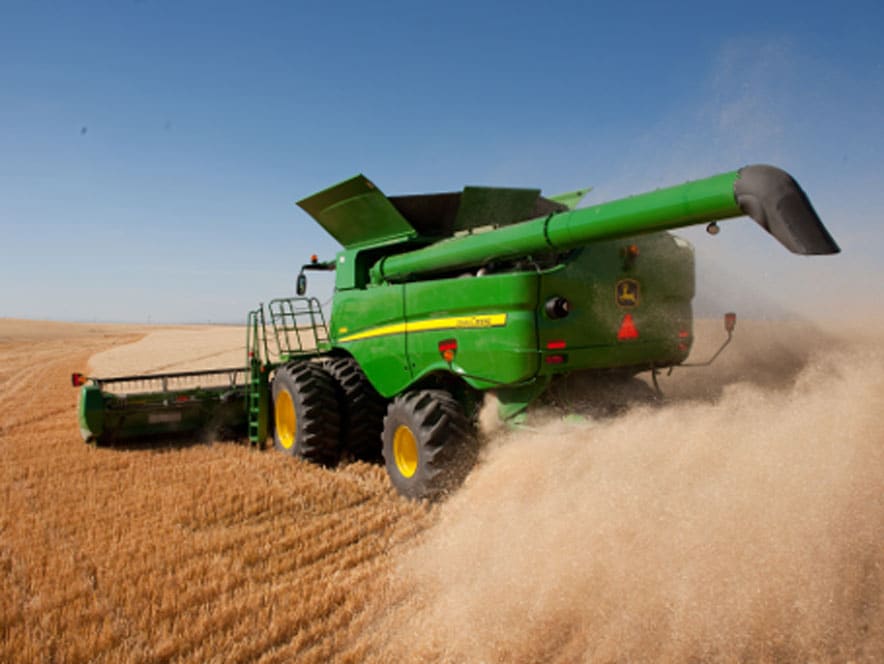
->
0;317;882;662
0;319;430;663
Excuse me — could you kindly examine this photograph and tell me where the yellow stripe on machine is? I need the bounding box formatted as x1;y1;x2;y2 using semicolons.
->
339;313;507;342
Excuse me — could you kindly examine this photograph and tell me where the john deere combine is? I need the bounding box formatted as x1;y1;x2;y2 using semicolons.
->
73;165;839;499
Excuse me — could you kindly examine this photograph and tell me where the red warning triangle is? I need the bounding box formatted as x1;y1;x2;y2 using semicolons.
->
617;313;639;341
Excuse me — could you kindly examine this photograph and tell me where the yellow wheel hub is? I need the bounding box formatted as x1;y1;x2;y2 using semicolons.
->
393;425;419;478
275;390;296;450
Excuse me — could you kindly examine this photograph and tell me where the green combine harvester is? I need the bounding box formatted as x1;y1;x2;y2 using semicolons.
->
73;164;839;499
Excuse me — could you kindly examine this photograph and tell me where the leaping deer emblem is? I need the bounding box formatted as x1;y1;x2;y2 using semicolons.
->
616;279;640;307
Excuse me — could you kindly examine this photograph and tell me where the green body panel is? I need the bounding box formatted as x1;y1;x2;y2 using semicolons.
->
329;285;409;396
330;272;539;396
402;273;539;390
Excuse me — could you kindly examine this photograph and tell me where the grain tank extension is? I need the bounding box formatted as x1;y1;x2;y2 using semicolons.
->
73;164;838;500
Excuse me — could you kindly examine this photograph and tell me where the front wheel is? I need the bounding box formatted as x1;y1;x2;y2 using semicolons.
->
382;389;477;501
272;361;342;466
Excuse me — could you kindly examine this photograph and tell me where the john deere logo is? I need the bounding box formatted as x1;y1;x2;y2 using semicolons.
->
615;279;640;308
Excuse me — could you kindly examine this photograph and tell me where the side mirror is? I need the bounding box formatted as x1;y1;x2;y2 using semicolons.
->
296;273;307;296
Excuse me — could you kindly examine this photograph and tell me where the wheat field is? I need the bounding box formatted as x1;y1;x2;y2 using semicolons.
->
1;318;882;662
0;320;432;662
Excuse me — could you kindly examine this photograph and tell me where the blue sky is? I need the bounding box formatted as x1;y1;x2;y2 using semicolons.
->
2;1;882;322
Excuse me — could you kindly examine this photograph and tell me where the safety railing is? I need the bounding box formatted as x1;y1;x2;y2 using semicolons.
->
267;297;329;358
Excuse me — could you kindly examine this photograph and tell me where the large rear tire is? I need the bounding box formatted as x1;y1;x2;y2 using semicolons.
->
382;389;477;501
324;356;387;461
272;362;342;466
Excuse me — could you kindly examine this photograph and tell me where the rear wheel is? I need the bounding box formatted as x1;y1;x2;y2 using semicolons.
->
272;361;342;466
324;357;387;461
382;389;477;501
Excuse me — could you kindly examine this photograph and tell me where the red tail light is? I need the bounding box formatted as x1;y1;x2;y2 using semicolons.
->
71;373;87;387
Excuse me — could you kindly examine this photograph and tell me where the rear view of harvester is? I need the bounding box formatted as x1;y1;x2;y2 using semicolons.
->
73;164;838;500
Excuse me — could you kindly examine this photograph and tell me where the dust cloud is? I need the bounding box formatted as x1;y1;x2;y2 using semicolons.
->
380;321;883;662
